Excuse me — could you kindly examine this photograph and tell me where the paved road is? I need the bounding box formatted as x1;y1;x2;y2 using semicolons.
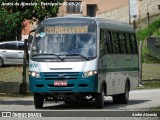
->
0;89;160;119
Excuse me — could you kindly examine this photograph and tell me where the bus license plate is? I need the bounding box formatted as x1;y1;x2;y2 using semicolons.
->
54;81;67;86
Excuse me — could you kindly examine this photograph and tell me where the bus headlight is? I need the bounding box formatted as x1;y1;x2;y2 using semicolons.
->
29;71;41;78
82;70;98;78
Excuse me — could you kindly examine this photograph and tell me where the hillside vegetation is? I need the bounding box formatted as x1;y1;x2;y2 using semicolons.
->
136;19;160;63
136;19;160;42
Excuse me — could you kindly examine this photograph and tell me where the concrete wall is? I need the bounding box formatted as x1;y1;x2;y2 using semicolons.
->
139;0;160;20
58;0;160;23
97;5;129;23
97;0;160;23
83;0;128;15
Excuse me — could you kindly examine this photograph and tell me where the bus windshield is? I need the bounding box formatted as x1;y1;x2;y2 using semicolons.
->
31;24;97;61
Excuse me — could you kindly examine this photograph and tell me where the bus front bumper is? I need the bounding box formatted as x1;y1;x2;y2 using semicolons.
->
29;72;98;93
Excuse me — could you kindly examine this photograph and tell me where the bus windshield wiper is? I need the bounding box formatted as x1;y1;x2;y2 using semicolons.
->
64;53;89;61
32;54;64;61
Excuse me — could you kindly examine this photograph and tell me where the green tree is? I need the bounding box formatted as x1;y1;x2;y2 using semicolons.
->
0;0;63;41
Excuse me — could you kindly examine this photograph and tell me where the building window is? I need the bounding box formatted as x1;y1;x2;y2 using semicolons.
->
66;1;82;13
87;5;96;17
158;5;160;10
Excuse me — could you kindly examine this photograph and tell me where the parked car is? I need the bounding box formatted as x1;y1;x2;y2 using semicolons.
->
0;41;24;67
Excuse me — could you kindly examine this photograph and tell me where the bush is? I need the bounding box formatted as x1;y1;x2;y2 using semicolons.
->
136;19;160;63
136;19;160;42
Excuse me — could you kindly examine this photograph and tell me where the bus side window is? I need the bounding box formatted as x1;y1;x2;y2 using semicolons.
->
100;29;105;55
112;32;120;54
130;34;138;54
125;33;131;54
105;31;113;54
129;34;134;54
119;33;126;54
134;35;138;54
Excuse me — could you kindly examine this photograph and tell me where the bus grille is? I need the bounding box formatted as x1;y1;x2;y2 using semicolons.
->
42;72;80;80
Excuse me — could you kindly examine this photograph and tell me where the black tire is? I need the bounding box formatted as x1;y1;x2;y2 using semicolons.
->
0;58;4;67
120;82;129;104
95;89;104;109
112;95;121;104
34;93;44;109
64;100;74;104
64;101;71;104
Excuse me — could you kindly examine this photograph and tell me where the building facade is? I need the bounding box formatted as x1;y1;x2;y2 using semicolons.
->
58;0;160;23
21;18;38;41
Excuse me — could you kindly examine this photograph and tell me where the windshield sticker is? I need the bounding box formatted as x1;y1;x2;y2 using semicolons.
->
39;32;45;37
45;26;88;34
36;33;40;37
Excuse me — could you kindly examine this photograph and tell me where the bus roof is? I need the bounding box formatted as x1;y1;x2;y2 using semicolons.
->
40;16;134;33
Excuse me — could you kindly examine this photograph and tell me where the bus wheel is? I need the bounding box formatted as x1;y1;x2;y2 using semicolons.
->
95;88;104;109
120;82;129;104
112;95;121;104
34;93;44;109
0;58;4;67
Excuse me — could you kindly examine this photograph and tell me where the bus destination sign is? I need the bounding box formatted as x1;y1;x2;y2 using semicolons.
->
45;26;88;34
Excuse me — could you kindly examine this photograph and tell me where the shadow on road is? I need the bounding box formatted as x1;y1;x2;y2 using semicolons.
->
42;99;151;110
0;97;151;109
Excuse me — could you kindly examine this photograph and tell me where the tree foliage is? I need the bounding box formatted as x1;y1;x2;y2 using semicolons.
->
0;0;63;41
0;10;20;36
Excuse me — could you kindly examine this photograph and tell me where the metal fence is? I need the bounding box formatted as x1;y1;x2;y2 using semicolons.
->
147;37;160;60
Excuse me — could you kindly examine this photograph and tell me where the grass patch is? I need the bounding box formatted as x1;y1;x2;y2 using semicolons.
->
142;82;160;89
0;66;28;83
142;64;160;80
0;66;22;82
150;106;160;111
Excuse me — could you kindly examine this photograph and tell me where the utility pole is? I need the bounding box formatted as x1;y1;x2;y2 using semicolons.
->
133;15;137;30
146;3;150;26
147;12;150;26
19;39;28;94
19;30;35;94
147;3;151;38
128;0;131;24
139;41;142;86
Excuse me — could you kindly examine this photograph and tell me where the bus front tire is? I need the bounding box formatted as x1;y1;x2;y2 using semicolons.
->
34;93;44;109
95;89;104;109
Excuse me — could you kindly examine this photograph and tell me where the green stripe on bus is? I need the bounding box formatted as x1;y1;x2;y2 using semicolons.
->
100;68;139;73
